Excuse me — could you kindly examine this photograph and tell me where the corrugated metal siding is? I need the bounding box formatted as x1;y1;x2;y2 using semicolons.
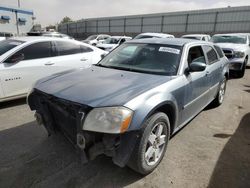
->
58;6;250;39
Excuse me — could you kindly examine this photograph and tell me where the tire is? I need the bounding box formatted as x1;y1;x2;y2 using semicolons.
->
237;58;247;78
213;76;227;106
127;112;170;175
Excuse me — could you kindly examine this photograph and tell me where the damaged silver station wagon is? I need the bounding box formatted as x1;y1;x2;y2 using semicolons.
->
28;38;229;174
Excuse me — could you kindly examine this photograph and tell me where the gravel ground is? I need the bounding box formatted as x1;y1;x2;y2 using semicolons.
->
0;69;250;188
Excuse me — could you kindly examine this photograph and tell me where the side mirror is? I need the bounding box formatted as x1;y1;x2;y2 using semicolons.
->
189;62;206;72
5;53;24;64
101;53;106;59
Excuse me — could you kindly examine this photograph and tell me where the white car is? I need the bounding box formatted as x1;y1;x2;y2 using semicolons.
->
0;37;6;41
181;34;211;41
134;32;175;39
0;37;106;102
96;36;132;51
42;32;73;39
82;34;111;46
211;33;250;77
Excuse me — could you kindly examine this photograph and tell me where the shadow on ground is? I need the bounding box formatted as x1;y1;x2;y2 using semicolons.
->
208;113;250;188
0;122;142;188
0;98;26;109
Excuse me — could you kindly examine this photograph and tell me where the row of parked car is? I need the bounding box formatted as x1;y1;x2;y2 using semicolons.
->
83;32;250;78
0;31;249;175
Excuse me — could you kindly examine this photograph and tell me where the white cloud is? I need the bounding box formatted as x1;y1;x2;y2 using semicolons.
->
0;0;250;26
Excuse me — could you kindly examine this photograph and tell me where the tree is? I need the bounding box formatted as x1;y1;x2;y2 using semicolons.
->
60;16;73;24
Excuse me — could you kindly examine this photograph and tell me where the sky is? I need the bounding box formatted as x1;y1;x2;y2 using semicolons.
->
1;0;250;26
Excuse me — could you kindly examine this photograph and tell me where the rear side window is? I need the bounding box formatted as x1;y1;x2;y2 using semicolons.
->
214;45;224;58
203;45;219;64
15;41;53;60
55;41;82;55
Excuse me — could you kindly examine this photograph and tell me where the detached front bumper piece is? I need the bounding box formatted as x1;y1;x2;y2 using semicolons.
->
28;89;139;167
228;61;244;71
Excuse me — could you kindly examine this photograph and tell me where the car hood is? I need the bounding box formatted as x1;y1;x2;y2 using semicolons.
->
35;66;172;107
216;43;248;51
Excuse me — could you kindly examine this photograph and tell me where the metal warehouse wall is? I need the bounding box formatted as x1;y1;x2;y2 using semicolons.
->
58;6;250;39
0;5;34;36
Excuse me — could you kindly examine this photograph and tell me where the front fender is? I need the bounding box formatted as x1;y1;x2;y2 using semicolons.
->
125;91;179;131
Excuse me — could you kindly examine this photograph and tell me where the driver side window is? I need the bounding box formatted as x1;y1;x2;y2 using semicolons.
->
187;46;206;65
7;41;53;62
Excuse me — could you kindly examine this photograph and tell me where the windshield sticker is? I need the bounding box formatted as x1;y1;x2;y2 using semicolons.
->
159;47;180;54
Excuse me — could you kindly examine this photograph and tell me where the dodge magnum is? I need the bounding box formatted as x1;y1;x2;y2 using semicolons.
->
28;38;229;174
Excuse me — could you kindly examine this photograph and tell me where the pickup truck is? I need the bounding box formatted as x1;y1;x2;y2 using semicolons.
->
211;33;250;77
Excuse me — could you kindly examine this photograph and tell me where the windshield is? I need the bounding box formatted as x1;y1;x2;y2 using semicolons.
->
211;35;247;44
134;35;161;39
86;35;97;40
97;43;182;76
0;39;24;56
103;37;120;44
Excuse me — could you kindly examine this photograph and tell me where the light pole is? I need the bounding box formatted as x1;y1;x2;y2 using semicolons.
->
18;0;20;7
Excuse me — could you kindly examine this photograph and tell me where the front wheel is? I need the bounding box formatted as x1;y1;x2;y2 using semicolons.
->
213;76;227;106
128;112;170;175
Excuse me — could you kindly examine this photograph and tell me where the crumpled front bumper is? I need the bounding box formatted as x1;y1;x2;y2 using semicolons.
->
228;58;245;71
28;89;139;167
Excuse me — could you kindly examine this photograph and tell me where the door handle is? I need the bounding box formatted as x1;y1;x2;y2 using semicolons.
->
44;62;54;66
206;71;211;76
80;58;88;61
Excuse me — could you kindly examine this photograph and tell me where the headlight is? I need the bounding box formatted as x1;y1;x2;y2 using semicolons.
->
83;107;133;133
234;51;245;58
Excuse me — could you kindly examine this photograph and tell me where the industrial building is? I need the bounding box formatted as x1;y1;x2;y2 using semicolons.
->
0;5;34;36
58;6;250;39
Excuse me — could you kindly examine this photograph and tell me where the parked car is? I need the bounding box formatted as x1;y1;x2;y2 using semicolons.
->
42;32;73;39
28;38;229;175
134;32;175;39
96;36;132;51
82;34;111;46
211;33;250;77
0;37;106;102
181;34;211;41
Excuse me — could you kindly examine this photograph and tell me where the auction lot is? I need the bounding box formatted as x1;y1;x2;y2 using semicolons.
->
0;69;249;188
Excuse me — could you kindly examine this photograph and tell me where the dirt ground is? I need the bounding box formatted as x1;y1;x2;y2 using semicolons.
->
0;69;250;188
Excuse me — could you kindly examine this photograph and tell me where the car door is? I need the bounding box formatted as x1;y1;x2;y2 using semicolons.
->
0;41;60;98
181;45;211;124
202;45;222;101
52;40;94;69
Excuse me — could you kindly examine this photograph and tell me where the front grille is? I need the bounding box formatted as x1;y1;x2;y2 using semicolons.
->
223;49;234;59
32;90;90;144
49;100;79;143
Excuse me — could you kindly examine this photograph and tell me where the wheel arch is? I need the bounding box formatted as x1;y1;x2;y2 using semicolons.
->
143;101;178;135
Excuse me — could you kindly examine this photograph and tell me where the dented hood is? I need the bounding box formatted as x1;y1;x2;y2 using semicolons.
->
35;66;172;107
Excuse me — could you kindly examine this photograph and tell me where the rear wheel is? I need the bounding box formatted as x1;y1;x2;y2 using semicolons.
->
213;76;227;106
128;112;170;175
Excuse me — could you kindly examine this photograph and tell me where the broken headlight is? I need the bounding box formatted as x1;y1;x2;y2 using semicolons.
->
83;107;133;134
